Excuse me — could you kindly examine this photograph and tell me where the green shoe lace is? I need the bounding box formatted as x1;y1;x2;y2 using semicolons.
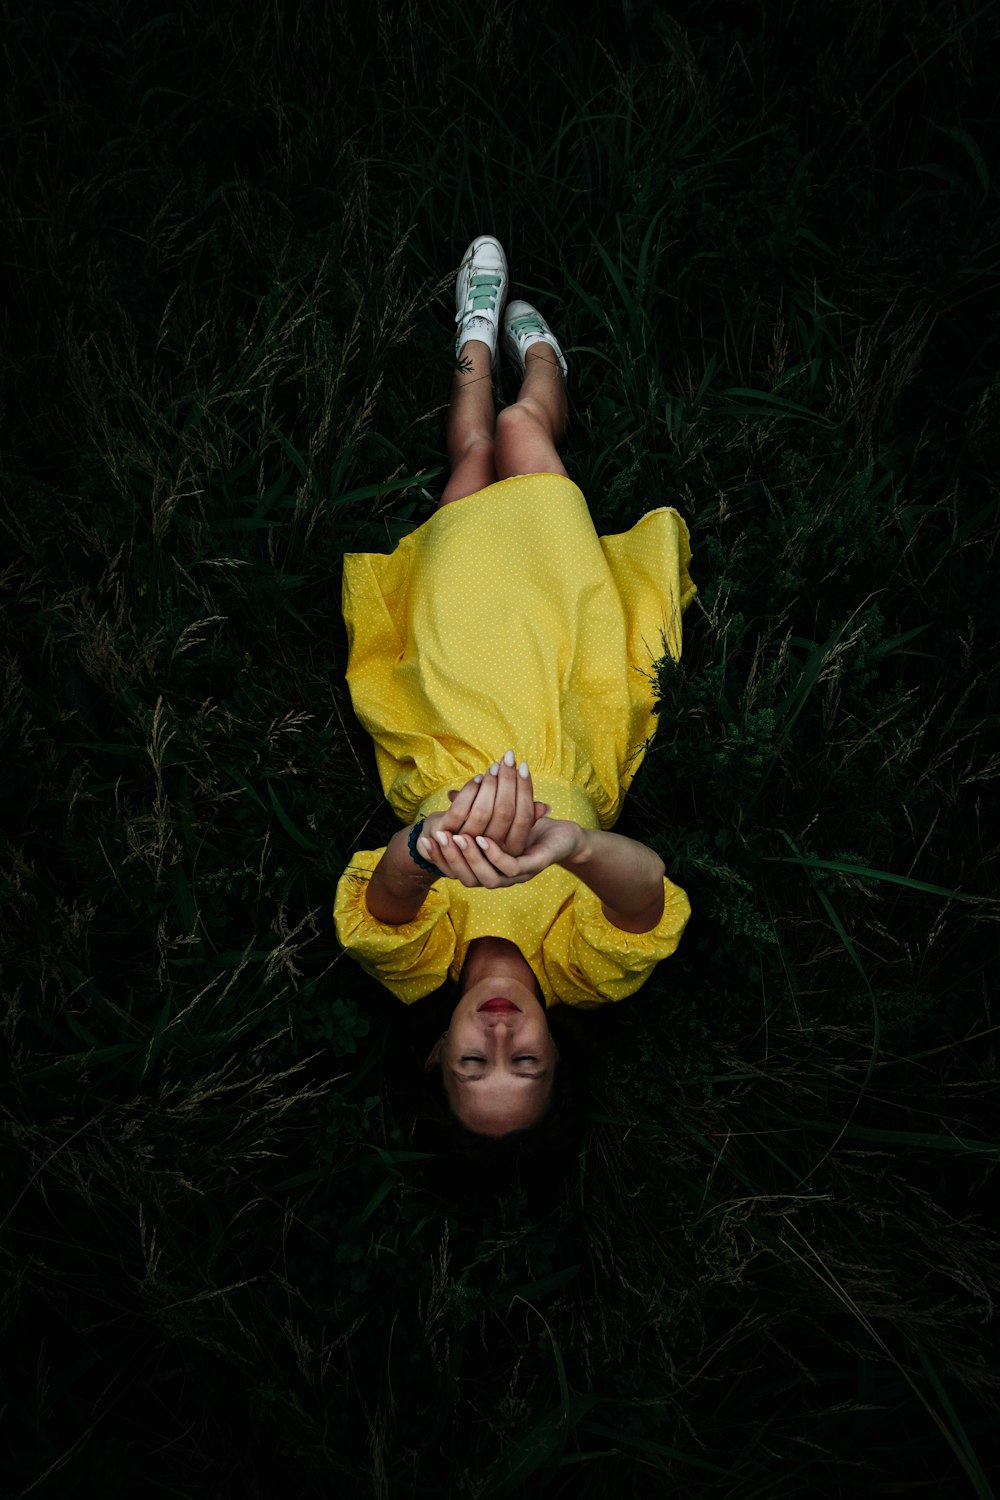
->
463;272;503;314
509;313;547;339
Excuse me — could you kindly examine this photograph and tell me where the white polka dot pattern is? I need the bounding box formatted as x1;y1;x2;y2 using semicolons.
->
332;473;696;1007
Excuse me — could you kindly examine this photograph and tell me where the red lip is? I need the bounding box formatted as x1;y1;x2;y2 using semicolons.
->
478;998;520;1013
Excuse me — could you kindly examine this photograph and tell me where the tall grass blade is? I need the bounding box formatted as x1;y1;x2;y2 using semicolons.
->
766;854;990;902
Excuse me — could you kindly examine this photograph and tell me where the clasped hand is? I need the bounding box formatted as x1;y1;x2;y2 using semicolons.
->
418;755;583;889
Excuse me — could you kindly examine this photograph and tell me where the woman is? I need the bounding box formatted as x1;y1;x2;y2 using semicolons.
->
334;236;696;1142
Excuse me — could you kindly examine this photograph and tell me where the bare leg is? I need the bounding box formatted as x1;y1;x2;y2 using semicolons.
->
494;344;569;480
438;340;497;508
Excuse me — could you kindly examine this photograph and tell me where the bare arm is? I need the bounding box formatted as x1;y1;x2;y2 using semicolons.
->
419;810;665;924
557;828;666;932
359;762;665;924
364;827;438;925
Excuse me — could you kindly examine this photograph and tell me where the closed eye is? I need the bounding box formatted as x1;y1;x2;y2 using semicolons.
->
460;1056;537;1064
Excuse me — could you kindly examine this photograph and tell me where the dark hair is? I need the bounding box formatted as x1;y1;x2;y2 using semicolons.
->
388;982;595;1212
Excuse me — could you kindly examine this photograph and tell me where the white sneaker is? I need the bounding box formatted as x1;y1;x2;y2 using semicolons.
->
502;300;569;384
454;235;508;375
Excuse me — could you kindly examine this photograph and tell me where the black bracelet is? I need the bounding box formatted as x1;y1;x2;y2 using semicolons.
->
408;818;443;876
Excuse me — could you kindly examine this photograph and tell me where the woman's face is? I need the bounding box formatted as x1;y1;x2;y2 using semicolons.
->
425;968;559;1137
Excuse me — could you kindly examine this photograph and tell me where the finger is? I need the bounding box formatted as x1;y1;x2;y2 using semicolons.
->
469;834;525;883
446;778;485;803
480;830;548;879
448;779;548;837
456;832;522;887
456;762;500;836
419;829;478;887
441;775;484;829
485;749;518;845
426;828;516;889
506;759;536;855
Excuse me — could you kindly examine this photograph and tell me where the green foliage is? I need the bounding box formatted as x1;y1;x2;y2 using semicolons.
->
2;0;999;1495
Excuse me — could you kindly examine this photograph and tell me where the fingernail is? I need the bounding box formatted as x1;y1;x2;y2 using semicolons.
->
489;762;500;776
419;837;432;852
435;831;448;846
475;836;489;849
504;749;516;767
518;760;529;778
474;774;483;783
453;834;466;849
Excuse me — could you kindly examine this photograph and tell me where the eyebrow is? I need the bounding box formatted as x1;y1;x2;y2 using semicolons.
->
452;1068;549;1083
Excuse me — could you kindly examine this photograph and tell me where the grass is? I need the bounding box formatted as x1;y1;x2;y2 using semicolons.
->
2;0;999;1494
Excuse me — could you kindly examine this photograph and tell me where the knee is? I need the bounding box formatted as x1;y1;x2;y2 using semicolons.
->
454;431;495;463
493;402;568;481
494;404;547;465
495;402;542;439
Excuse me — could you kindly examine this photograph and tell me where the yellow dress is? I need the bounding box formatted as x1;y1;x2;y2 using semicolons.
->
333;473;696;1008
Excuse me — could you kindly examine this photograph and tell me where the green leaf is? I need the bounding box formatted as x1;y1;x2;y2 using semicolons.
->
910;1338;998;1497
580;1419;732;1476
225;767;269;811
933;122;990;196
765;853;988;903
273;430;308;478
480;1393;603;1498
63;1010;101;1048
272;1167;325;1191
266;781;320;851
71;742;147;761
139;997;173;1080
783;1119;998;1155
489;1264;581;1311
718;385;834;422
170;862;199;935
330;472;443;506
360;1173;397;1222
366;1145;436;1166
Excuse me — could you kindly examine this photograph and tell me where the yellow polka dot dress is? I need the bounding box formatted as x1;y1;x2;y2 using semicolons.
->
333;473;697;1008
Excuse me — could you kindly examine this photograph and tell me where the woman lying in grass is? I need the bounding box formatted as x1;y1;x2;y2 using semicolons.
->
334;236;696;1143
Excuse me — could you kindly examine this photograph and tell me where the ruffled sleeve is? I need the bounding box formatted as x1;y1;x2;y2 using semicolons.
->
538;875;691;1008
332;848;457;1004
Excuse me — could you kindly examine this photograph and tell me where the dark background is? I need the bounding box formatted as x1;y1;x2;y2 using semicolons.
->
2;0;998;1495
